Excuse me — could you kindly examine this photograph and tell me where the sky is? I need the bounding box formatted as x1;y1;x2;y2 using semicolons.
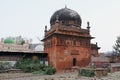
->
0;0;120;52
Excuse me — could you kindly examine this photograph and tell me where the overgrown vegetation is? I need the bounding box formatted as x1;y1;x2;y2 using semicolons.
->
78;69;95;77
44;66;56;75
15;58;56;75
113;36;120;56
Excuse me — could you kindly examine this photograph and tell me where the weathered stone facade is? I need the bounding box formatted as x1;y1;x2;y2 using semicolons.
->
42;7;100;71
0;36;30;52
0;36;47;62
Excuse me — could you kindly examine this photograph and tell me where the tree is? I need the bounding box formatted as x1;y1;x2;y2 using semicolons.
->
113;36;120;56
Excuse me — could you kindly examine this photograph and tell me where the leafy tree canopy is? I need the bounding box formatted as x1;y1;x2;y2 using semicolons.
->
113;36;120;56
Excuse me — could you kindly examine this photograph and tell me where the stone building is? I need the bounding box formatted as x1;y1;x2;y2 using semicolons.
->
0;36;48;66
42;7;100;71
91;53;109;68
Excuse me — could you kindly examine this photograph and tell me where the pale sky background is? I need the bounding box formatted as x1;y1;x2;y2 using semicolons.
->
0;0;120;52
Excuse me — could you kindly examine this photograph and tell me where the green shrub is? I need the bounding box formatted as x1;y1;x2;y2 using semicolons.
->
44;66;56;75
79;69;95;77
15;58;56;75
16;59;44;72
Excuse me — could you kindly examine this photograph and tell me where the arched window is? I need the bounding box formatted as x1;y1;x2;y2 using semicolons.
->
73;58;76;66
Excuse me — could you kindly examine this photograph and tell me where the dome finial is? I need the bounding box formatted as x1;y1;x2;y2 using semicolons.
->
45;25;47;32
87;21;90;31
87;21;90;27
65;4;67;8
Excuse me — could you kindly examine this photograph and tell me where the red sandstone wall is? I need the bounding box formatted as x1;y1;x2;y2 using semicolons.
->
44;34;92;71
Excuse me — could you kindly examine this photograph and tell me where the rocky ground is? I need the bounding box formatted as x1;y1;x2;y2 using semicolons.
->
0;71;120;80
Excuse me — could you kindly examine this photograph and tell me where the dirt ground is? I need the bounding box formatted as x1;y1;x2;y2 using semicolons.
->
1;71;120;80
0;72;95;80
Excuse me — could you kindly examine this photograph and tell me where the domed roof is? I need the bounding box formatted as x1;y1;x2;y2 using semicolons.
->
35;44;43;51
50;7;82;26
4;38;15;44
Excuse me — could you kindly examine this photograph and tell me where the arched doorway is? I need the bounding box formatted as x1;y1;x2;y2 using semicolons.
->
73;58;76;66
